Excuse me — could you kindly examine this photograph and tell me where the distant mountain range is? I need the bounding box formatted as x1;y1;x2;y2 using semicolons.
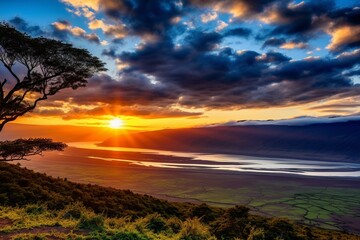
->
101;120;360;162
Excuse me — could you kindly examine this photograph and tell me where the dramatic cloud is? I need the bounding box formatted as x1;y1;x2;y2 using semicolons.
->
7;17;103;44
98;0;187;37
8;17;45;36
52;20;101;44
33;103;202;120
260;0;331;37
216;20;229;32
224;27;252;38
326;7;360;52
201;11;218;23
191;0;278;18
262;37;286;48
88;19;127;40
61;0;100;11
4;0;360;120
280;41;308;49
66;6;96;20
97;35;360;109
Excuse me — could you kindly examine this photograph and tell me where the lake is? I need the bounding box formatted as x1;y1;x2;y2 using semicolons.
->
68;142;360;177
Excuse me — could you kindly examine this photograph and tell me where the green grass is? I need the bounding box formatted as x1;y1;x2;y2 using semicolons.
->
0;162;359;240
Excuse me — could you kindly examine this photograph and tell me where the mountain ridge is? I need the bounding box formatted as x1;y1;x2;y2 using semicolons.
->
100;120;360;162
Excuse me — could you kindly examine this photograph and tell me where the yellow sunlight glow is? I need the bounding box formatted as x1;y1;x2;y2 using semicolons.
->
109;118;124;129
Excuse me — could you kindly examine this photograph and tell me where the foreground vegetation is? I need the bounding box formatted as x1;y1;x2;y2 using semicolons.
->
0;162;359;240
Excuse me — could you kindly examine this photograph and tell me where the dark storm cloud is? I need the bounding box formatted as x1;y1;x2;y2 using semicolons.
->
95;0;359;52
258;2;360;52
224;27;252;38
37;72;202;119
52;73;180;107
102;47;118;58
257;51;291;63
95;32;360;109
326;7;360;52
185;31;223;51
328;7;360;26
265;0;332;37
8;17;45;36
190;0;278;18
99;0;187;36
6;1;360;113
261;37;286;48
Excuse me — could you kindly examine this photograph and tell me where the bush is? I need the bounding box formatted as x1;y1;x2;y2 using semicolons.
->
178;218;216;240
267;218;298;240
78;214;104;231
167;217;182;234
146;214;168;233
25;205;45;215
190;203;220;223
212;205;250;239
61;203;86;219
247;227;266;240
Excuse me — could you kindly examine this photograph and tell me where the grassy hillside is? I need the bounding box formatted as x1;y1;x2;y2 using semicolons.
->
0;162;359;240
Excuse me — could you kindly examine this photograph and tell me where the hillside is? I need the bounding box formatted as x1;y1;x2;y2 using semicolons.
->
0;162;359;239
101;121;360;162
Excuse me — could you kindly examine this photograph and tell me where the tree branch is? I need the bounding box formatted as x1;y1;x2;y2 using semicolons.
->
0;138;67;162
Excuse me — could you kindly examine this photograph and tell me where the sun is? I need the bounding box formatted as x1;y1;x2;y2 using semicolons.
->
109;118;124;129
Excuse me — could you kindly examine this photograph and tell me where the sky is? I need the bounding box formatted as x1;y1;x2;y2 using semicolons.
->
0;0;360;130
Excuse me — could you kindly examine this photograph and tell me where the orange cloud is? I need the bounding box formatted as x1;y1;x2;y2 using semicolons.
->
52;21;101;43
327;25;360;52
213;2;248;18
88;19;127;39
280;41;308;49
31;103;202;120
52;21;69;31
61;0;100;11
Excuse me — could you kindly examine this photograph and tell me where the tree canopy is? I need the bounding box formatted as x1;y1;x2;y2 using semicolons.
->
0;138;67;161
0;23;106;131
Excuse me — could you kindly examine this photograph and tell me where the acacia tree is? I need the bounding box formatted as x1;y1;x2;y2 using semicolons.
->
0;23;106;161
0;138;67;161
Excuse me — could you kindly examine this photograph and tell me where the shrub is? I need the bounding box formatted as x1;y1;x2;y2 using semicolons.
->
267;218;297;240
61;203;87;219
247;227;266;240
25;205;45;215
146;214;168;233
78;214;104;231
190;203;220;223
212;205;250;239
178;218;216;240
167;217;182;234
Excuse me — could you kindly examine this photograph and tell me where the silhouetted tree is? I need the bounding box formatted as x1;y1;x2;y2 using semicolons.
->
0;23;106;131
0;138;67;161
0;23;106;160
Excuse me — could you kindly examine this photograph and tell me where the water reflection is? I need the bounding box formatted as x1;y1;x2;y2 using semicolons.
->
68;142;360;177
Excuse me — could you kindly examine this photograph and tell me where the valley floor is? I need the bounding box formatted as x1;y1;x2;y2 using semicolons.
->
15;145;360;234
